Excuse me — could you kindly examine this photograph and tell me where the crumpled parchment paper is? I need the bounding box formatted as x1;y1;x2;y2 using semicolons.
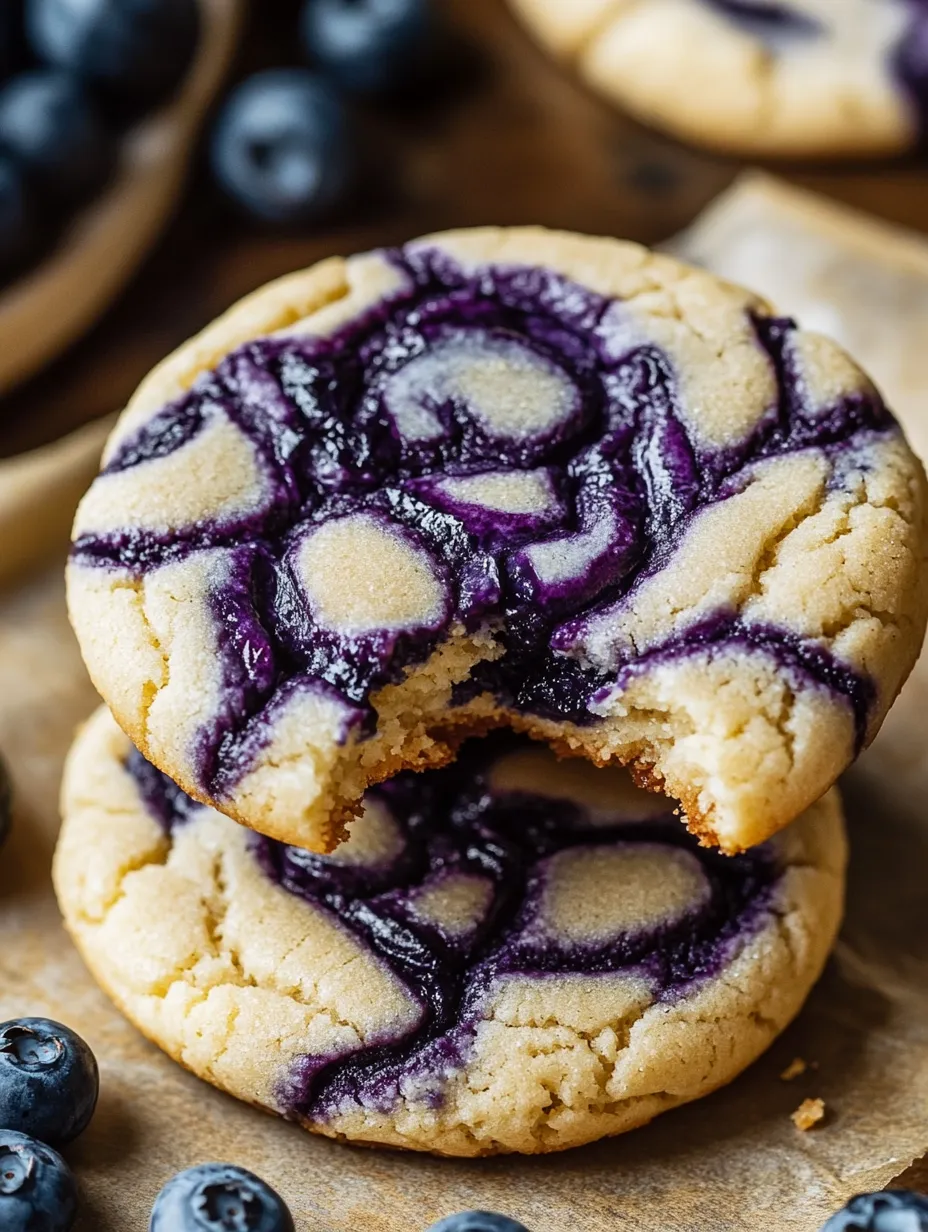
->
0;174;925;1230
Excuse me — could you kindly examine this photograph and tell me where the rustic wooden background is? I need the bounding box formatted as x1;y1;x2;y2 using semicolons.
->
4;0;928;459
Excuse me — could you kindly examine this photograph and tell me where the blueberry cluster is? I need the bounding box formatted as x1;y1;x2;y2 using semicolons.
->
0;0;199;275
210;0;442;226
0;1017;96;1232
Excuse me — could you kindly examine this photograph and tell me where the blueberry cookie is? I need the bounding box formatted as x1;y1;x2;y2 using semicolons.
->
66;227;928;853
54;707;846;1157
509;0;928;158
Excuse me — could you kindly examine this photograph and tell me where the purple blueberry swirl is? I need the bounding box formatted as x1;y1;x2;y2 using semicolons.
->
68;232;925;854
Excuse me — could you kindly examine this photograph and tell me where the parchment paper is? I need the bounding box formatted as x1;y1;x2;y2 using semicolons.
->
1;178;927;1230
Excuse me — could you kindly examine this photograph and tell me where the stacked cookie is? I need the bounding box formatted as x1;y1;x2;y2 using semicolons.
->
55;227;928;1155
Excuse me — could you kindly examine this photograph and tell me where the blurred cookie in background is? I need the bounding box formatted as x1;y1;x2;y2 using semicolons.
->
508;0;928;159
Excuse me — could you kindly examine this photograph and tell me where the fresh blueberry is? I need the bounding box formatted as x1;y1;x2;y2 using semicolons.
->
210;70;355;227
25;0;200;112
0;1130;78;1232
149;1163;294;1232
300;0;440;96
821;1192;928;1231
0;71;114;212
0;1018;99;1146
426;1214;531;1232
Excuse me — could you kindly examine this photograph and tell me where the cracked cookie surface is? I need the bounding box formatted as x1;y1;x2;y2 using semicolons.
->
55;707;846;1156
509;0;928;158
66;226;928;853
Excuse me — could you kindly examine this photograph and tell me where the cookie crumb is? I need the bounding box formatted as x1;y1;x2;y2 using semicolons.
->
792;1097;825;1130
781;1058;808;1081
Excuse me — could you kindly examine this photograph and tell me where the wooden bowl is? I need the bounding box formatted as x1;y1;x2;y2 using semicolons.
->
0;0;241;396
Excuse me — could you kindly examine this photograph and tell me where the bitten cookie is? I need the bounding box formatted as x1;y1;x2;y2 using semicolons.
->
509;0;928;158
55;708;846;1157
66;226;928;853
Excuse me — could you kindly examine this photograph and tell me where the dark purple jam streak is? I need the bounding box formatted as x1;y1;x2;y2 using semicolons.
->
704;0;822;39
74;247;893;797
126;735;780;1122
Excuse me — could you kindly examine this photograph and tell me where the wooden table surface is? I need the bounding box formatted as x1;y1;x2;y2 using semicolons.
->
4;0;928;459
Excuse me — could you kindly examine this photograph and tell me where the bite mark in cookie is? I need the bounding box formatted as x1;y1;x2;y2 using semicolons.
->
67;227;928;853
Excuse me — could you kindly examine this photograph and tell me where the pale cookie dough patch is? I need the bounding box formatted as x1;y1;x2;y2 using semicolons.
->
73;409;270;537
436;470;560;517
409;874;496;939
586;644;857;852
534;845;710;945
384;332;579;444
295;513;449;637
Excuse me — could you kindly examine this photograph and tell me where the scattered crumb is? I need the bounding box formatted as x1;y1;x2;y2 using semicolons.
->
781;1057;808;1081
792;1098;826;1131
